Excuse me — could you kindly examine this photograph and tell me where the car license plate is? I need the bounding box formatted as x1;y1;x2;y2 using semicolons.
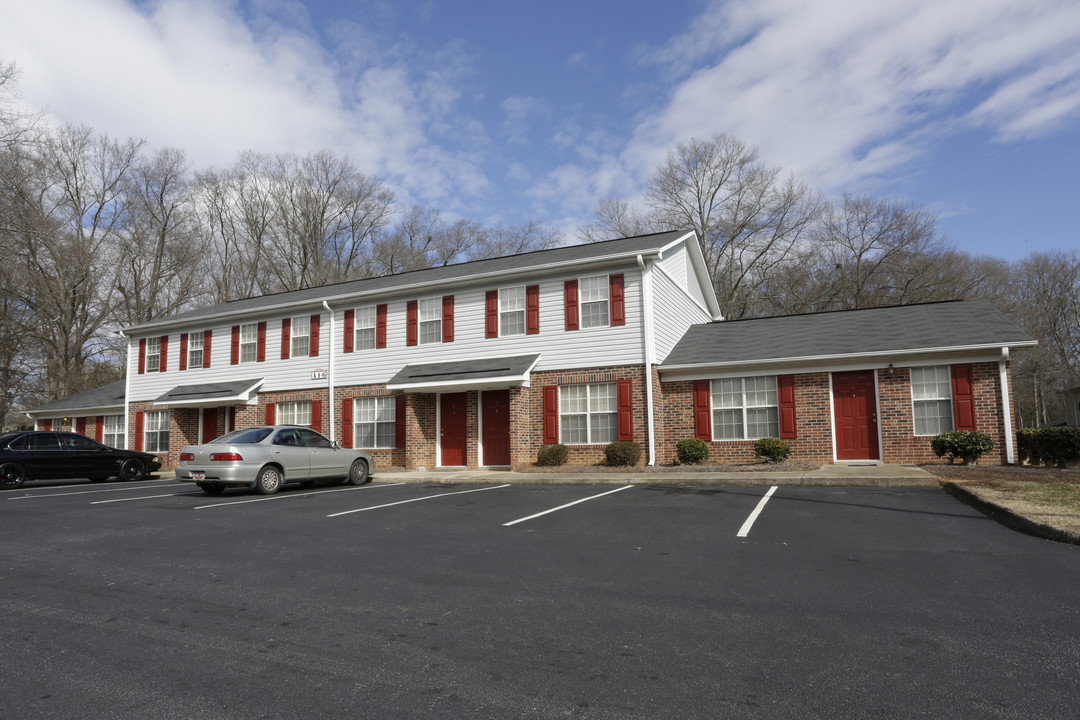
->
192;472;205;481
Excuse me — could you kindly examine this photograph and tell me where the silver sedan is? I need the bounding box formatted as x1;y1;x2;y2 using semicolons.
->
177;426;373;495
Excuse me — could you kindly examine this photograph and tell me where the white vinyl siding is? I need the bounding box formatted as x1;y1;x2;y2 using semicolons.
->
188;331;203;369
290;315;310;358
911;366;953;436
354;397;396;448
579;275;609;329
712;377;779;440
559;383;616;445
240;323;258;363
278;401;312;427
355;307;376;350
145;336;161;372
419;298;441;345
144;410;169;452
499;286;525;337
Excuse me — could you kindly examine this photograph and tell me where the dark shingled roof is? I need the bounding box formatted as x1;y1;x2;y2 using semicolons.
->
661;299;1036;368
387;354;540;388
26;381;126;415
153;379;264;405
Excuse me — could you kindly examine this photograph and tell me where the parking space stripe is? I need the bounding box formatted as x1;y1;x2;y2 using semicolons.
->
8;482;187;500
502;485;633;527
92;491;205;504
327;484;510;517
737;485;778;537
194;482;406;510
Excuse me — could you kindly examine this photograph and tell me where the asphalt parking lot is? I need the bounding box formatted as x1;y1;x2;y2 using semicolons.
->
3;477;1080;719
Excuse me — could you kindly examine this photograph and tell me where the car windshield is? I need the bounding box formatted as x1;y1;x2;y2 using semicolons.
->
210;428;273;444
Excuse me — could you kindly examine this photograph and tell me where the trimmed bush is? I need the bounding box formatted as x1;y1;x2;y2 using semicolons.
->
930;430;995;465
1017;427;1038;465
605;441;642;467
676;438;710;465
754;437;791;463
1028;426;1080;466
536;443;568;466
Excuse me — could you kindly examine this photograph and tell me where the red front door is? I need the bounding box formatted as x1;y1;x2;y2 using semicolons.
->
440;393;468;466
481;390;511;466
833;370;879;460
201;408;219;444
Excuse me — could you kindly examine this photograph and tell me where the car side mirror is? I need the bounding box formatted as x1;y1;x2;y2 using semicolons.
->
331;441;340;449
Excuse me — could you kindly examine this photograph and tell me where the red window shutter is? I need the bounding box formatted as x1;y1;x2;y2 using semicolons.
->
526;285;540;334
76;417;86;435
442;295;454;343
94;416;104;442
564;280;579;331
406;300;418;346
256;322;267;362
951;364;976;431
376;304;387;348
485;290;499;338
138;339;146;374
159;335;168;372
617;378;633;441
693;380;712;441
203;330;212;368
395;394;407;449
310;314;320;357
41;419;52;431
543;386;559;445
265;403;276;425
280;318;291;359
311;400;323;434
343;310;355;353
778;374;797;439
179;333;188;371
230;325;240;365
610;274;625;326
341;399;354;448
134;411;144;451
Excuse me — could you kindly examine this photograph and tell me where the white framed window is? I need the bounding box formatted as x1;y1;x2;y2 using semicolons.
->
291;315;310;358
240;323;258;363
580;275;610;329
354;397;396;448
188;331;203;369
278;401;312;427
103;414;125;449
559;383;616;445
911;366;953;436
499;286;526;337
144;410;169;453
355;307;376;350
419;298;441;344
711;376;779;440
146;336;161;372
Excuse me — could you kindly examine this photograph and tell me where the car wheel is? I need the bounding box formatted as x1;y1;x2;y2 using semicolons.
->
0;462;27;490
197;483;226;495
256;466;282;495
119;458;145;481
348;458;370;485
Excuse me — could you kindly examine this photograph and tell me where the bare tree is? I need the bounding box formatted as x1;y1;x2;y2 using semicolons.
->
578;197;654;243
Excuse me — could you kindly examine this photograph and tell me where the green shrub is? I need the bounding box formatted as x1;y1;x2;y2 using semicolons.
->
604;441;642;466
754;437;791;463
1031;426;1080;466
536;443;568;466
930;430;995;465
676;438;710;465
1017;427;1038;465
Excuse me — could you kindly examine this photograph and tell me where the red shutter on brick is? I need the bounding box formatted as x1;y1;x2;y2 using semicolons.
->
310;314;320;357
395;394;407;449
485;290;499;338
230;325;240;365
311;400;323;434
265;403;276;425
610;274;625;326
94;416;104;442
406;301;418;346
256;322;267;362
778;374;797;439
442;295;454;343
617;378;633;441
159;335;168;372
179;334;188;371
41;419;52;431
134;411;144;451
376;304;387;348
138;339;146;374
693;380;712;441
543;386;559;445
526;285;540;334
564;280;579;331
76;417;86;435
343;309;355;353
203;329;212;368
951;364;976;431
280;318;291;359
341;399;353;448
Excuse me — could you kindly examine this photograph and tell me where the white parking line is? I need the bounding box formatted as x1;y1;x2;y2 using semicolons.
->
327;484;510;517
503;485;633;527
194;482;405;510
92;491;205;504
8;482;187;500
737;485;778;537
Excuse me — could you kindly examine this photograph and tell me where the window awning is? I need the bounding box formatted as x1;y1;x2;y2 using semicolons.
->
386;354;541;393
154;378;264;407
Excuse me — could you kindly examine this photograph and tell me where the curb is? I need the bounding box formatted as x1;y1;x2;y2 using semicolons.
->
941;481;1080;546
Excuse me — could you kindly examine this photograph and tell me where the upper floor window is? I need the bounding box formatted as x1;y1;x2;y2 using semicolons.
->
560;382;616;445
355;307;377;350
419;298;442;344
291;315;310;358
145;336;161;373
911;366;953;436
712;376;779;440
240;323;258;363
188;331;204;369
500;287;526;337
579;275;609;328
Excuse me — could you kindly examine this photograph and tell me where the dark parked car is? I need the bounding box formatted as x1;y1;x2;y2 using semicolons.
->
0;431;162;489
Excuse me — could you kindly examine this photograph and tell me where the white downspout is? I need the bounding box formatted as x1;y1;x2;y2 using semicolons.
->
118;329;131;450
999;347;1015;464
322;302;336;443
637;254;658;466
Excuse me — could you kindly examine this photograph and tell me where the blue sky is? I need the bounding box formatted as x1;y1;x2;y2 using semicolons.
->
1;0;1078;260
